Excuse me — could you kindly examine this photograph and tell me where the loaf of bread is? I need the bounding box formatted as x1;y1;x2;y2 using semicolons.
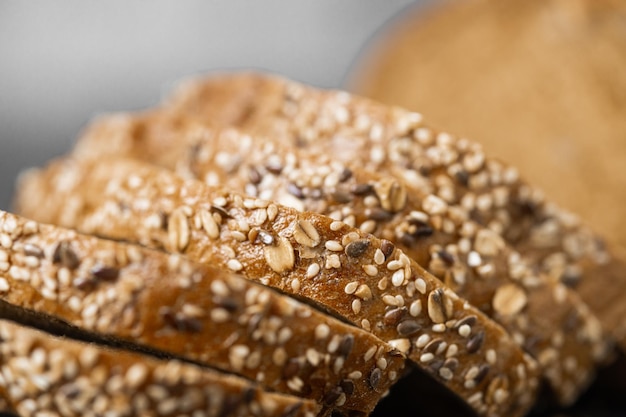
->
148;73;626;351
69;76;616;404
15;156;541;417
0;209;405;416
68;108;610;405
0;319;319;417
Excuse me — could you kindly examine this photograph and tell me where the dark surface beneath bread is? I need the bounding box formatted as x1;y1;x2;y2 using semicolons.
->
368;355;626;417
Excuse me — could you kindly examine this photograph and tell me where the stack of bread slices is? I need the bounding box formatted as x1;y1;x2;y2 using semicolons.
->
2;72;625;416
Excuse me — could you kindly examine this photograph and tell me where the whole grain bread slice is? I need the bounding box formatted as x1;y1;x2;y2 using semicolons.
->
0;318;319;417
15;157;541;417
0;210;403;416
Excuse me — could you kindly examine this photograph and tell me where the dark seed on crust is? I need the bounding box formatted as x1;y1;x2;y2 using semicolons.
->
411;225;434;239
322;386;343;406
380;240;395;259
90;264;120;282
73;277;96;291
331;190;353;204
466;331;485;354
23;243;44;258
369;208;393;221
475;364;490;384
345;239;370;258
340;379;355;396
369;368;382;389
438;250;454;266
248;166;262;185
397;320;421;337
455;170;470;187
443;358;459;371
455;315;478;329
339;168;353;183
210;205;232;219
351;183;374;196
338;334;355;357
423;338;444;354
287;183;305;199
52;241;80;270
384;307;407;327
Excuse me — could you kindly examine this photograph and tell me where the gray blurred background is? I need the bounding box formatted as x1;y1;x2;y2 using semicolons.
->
0;0;418;210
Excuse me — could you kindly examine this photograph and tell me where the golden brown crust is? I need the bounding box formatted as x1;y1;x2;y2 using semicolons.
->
15;157;541;417
0;319;319;417
0;210;400;415
176;129;611;405
158;73;626;353
69;92;610;404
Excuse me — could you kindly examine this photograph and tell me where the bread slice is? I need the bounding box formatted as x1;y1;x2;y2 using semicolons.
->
15;157;541;417
0;210;403;416
0;318;319;417
158;73;626;352
68;106;611;405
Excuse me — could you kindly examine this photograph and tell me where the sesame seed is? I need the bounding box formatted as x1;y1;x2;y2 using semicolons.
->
362;264;378;276
226;259;243;272
458;324;471;338
416;334;431;348
420;353;434;363
315;324;330;340
415;278;427;294
391;270;405;287
344;282;359;294
486;349;497;365
351;299;362;314
290;278;301;292
306;263;320;278
363;346;377;362
432;324;446;333
467;251;482;267
409;300;422;317
0;278;9;292
373;249;385;265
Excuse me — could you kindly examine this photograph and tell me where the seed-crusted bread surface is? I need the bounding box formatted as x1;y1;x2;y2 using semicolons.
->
0;210;403;416
0;319;319;417
69;86;613;404
151;73;626;350
15;157;541;417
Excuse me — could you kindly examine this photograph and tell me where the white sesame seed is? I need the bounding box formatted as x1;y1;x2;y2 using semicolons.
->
0;278;9;292
306;263;321;278
391;269;405;287
387;260;403;271
344;282;359;295
415;278;427;294
416;334;430;348
290;278;301;292
362;264;378;276
325;240;343;252
420;353;434;363
467;251;482;267
364;346;377;362
226;259;243;272
352;299;362;314
330;221;345;231
458;324;471;337
210;308;231;323
446;344;459;358
374;249;385;265
315;324;330;340
486;349;497;365
432;324;446;332
410;300;422;317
